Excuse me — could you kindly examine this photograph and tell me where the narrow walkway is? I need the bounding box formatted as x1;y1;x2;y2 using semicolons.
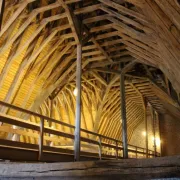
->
0;101;159;162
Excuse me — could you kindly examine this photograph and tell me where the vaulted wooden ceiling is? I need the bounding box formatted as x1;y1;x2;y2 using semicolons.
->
0;0;180;143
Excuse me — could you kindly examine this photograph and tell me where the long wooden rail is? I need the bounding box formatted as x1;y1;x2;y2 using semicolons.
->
0;101;160;162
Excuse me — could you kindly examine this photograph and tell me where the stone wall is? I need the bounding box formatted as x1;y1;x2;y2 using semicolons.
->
129;114;161;153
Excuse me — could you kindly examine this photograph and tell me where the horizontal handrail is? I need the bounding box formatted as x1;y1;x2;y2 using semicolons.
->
0;101;160;159
0;101;120;143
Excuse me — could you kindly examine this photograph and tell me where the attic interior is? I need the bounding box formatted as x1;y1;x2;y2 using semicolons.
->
0;0;180;179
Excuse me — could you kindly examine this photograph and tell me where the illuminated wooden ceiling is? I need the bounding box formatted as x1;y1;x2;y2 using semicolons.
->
0;0;180;143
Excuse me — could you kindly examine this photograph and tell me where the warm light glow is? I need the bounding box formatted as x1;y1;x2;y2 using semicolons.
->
142;131;146;136
73;88;78;96
156;138;161;146
152;137;161;146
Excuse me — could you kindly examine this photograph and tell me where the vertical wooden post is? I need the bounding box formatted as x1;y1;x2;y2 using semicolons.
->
120;73;128;158
165;76;170;96
144;99;148;158
152;108;157;157
0;0;5;30
50;99;53;118
38;118;44;161
157;113;161;156
115;140;118;159
98;136;102;160
49;99;54;146
74;43;82;161
143;149;145;157
0;0;5;124
154;111;157;157
136;146;138;158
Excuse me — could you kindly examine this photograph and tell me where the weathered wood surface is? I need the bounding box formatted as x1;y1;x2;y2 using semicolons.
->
0;0;179;150
0;156;180;179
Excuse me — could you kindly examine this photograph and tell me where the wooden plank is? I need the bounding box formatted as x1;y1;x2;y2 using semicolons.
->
0;140;117;161
0;156;179;179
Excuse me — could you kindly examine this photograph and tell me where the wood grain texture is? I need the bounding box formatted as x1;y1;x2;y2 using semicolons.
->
0;0;179;155
0;156;180;179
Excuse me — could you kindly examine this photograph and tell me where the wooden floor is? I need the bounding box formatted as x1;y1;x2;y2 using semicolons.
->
0;139;117;162
0;156;180;179
0;110;158;162
0;139;156;163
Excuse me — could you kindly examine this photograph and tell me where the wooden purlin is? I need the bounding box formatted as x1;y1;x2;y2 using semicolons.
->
0;0;179;148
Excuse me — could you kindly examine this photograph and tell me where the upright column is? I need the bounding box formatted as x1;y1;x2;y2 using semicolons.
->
151;107;157;157
120;73;128;158
157;113;161;156
49;99;54;146
50;99;53;125
74;43;82;161
144;100;148;158
153;110;157;157
0;0;5;30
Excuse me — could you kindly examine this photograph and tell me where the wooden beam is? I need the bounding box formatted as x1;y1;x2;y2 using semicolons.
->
0;0;36;37
0;13;67;91
74;4;101;15
38;118;44;161
58;0;81;43
122;61;137;74
0;0;5;30
74;43;82;161
120;72;128;158
144;99;148;158
89;56;134;68
5;151;180;179
90;71;107;86
91;67;121;75
120;61;136;158
0;2;65;55
98;0;148;23
93;75;119;134
151;107;157;157
100;5;153;34
91;38;113;62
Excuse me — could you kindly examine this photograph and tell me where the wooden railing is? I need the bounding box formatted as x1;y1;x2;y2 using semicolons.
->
0;101;160;161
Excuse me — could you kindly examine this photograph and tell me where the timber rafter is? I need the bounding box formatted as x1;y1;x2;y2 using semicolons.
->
0;0;179;147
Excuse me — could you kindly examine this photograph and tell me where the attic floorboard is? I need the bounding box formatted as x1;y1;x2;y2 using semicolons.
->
0;156;180;179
